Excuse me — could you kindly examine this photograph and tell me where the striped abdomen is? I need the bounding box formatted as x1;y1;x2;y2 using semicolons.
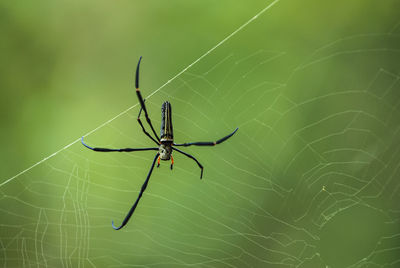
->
160;101;173;142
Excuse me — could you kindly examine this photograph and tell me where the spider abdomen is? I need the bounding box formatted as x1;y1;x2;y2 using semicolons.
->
160;101;173;143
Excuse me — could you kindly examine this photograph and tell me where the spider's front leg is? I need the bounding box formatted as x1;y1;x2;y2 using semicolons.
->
172;147;203;179
171;128;238;179
112;152;160;230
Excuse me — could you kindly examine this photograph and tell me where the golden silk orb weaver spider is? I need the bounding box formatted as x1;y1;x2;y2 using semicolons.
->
81;57;238;230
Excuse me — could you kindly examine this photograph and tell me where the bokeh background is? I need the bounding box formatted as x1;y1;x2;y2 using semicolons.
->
1;0;400;267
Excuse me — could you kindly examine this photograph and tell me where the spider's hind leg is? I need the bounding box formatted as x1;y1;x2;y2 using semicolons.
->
170;156;174;170
157;156;160;168
135;57;160;143
137;99;159;145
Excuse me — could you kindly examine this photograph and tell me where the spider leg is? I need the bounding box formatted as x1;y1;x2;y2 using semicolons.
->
172;147;203;179
173;128;238;147
81;137;158;152
137;98;159;145
112;152;160;230
170;156;174;170
135;56;160;143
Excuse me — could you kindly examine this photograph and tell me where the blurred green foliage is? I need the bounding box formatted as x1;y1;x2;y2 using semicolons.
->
1;0;400;267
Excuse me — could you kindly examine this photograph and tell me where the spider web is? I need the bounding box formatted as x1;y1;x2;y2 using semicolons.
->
1;0;400;267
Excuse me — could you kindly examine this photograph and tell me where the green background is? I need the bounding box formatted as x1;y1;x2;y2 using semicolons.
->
1;0;400;267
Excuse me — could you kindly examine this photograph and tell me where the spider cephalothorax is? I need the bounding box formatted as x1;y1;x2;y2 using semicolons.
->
159;143;172;161
81;56;238;230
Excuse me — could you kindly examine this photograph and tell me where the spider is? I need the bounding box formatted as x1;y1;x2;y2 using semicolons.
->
81;57;238;230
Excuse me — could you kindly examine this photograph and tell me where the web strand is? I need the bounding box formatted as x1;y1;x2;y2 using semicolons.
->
0;0;281;188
